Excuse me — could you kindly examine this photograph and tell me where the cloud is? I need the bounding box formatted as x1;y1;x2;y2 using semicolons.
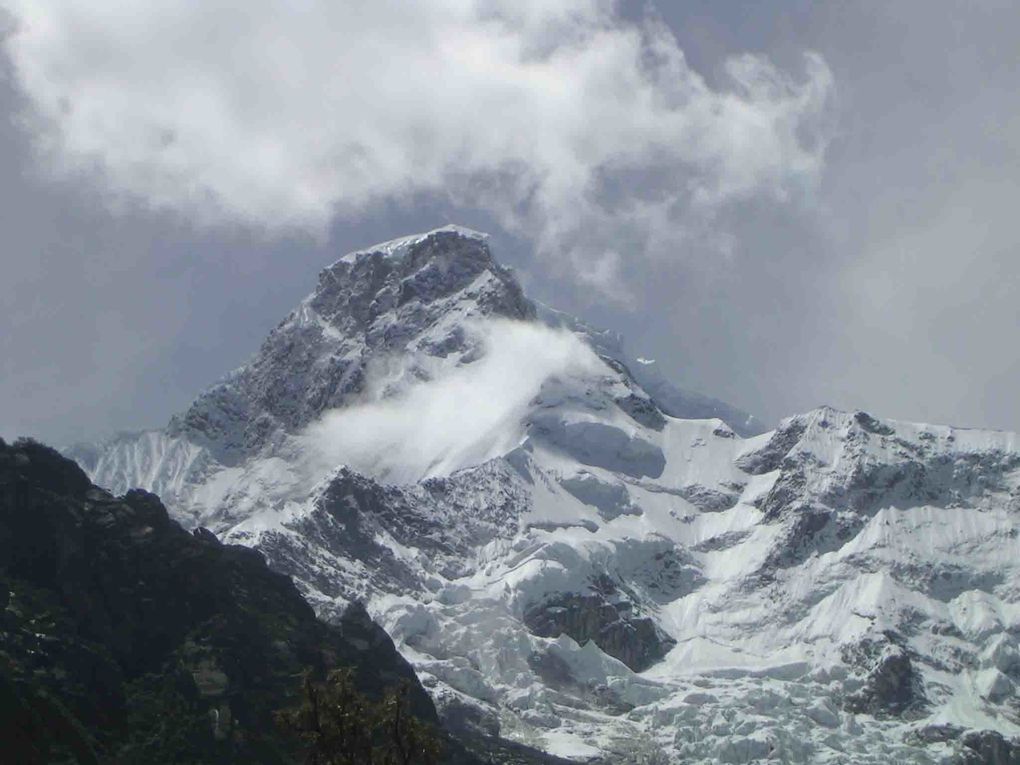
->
2;1;833;290
302;319;602;484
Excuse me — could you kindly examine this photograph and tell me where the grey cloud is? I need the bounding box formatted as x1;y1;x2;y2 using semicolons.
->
1;0;1018;446
2;0;832;299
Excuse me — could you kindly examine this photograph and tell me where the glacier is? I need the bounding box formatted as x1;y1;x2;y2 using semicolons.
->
68;226;1020;763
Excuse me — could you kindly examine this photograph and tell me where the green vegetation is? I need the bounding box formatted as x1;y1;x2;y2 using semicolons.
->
276;669;441;765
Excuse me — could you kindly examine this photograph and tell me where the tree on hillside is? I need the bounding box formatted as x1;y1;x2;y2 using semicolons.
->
276;668;441;765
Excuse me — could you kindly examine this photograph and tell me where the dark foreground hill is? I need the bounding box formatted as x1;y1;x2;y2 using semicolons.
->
0;437;568;764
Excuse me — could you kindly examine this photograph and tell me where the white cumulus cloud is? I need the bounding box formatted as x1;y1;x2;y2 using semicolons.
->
2;1;833;288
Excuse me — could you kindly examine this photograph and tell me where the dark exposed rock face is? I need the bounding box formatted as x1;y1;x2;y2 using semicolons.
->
955;730;1020;765
842;637;927;718
523;576;675;672
734;417;808;475
614;392;668;431
678;482;740;512
853;410;895;437
907;727;1020;764
0;438;435;764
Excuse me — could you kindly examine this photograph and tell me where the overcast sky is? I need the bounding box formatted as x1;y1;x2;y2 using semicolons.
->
1;1;1018;445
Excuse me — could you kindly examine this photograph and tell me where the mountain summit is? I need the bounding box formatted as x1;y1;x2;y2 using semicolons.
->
169;226;534;462
71;227;758;520
69;228;1020;763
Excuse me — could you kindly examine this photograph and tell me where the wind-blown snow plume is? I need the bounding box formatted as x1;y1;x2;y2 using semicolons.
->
1;1;832;287
303;319;602;484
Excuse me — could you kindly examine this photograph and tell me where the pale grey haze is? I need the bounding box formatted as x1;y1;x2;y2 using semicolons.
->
0;1;1017;445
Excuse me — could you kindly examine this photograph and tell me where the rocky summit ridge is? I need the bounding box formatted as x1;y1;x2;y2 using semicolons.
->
68;227;1020;763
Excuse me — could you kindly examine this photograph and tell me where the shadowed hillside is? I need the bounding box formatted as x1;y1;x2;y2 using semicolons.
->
0;437;576;764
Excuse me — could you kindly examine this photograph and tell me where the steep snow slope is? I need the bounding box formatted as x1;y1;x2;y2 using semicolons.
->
69;227;1020;763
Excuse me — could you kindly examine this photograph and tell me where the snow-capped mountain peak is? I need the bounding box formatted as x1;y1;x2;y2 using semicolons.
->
68;228;1020;763
163;226;535;464
336;224;490;264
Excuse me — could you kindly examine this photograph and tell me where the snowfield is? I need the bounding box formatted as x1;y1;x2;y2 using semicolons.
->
70;227;1020;763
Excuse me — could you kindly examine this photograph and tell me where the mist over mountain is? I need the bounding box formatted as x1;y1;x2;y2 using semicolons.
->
65;228;1020;764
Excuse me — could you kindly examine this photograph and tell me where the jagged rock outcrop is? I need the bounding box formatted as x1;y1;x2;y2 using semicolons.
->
842;636;926;717
523;575;676;672
955;730;1020;765
0;438;435;764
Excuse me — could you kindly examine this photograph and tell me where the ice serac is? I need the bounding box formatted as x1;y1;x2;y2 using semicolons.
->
69;227;1020;763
